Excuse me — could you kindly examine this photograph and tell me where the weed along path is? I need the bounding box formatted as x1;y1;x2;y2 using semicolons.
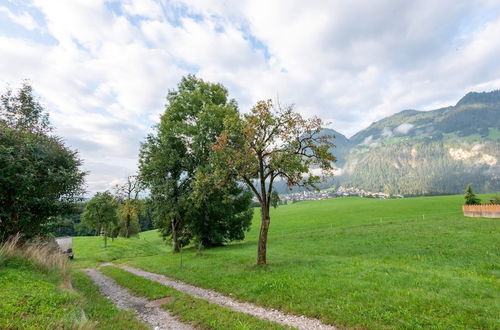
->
118;264;337;330
84;268;193;330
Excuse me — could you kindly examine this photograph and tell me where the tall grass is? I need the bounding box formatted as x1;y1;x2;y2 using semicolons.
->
0;234;71;286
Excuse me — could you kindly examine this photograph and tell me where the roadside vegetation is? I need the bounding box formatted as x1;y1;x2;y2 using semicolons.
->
0;236;146;329
100;265;287;330
0;236;79;329
75;195;499;329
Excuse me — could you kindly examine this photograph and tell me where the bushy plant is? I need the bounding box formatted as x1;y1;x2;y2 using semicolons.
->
464;184;481;205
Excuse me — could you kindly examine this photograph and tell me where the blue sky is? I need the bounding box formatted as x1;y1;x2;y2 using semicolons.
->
1;0;500;193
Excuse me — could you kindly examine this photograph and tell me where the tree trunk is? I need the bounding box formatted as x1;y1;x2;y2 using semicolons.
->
104;234;107;248
125;213;131;238
171;218;180;253
257;204;270;265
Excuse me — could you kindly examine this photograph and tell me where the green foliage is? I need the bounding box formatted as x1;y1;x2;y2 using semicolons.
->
0;82;51;132
0;84;85;241
139;75;253;251
116;200;141;237
490;196;500;204
43;202;94;237
100;266;286;330
190;183;254;247
81;191;118;248
270;191;281;209
464;184;481;205
211;99;335;264
137;199;155;231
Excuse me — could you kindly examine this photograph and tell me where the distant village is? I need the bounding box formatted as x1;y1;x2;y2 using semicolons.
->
280;186;404;203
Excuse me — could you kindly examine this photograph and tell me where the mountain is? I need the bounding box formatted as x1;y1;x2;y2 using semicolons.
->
318;128;352;167
329;90;500;195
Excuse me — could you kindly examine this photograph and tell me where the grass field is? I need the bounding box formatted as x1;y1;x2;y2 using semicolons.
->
0;257;80;329
73;195;500;329
0;242;146;329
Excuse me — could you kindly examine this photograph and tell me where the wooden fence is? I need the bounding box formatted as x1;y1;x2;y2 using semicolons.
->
462;204;500;218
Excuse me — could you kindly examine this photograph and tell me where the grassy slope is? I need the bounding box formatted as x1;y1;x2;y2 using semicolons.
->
0;257;80;329
74;195;500;329
72;230;169;268
0;254;146;329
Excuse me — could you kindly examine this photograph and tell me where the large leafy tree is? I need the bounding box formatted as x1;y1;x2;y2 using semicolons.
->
139;75;253;252
0;83;85;242
212;99;336;265
140;130;191;252
81;191;118;248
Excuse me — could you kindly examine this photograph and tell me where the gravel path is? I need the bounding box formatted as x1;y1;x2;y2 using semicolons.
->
84;268;193;330
119;265;337;330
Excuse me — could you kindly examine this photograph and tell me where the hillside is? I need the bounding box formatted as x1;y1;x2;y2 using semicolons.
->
329;90;500;195
73;195;500;329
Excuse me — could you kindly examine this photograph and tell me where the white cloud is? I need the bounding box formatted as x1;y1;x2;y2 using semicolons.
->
0;6;38;30
395;123;414;135
361;135;373;145
382;127;393;138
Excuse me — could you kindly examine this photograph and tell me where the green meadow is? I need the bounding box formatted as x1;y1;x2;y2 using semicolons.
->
0;254;145;329
73;195;500;329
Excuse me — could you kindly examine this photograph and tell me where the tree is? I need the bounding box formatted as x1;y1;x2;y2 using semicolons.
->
1;82;51;133
114;175;142;238
81;191;118;248
140;130;191;252
0;83;85;242
191;177;253;248
212;99;336;265
137;199;155;231
464;184;481;205
139;75;253;252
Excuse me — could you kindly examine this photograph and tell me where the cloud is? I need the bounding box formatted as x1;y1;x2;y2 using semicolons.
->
361;135;373;145
0;6;38;31
381;127;393;138
1;0;500;193
395;123;414;135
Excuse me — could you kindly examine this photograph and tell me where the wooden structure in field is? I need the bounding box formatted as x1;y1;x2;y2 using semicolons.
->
462;204;500;218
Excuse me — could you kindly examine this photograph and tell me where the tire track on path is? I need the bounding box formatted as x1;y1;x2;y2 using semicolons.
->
84;268;194;330
118;264;337;330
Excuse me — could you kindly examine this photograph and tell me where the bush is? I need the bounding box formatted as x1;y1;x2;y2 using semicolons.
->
464;184;481;205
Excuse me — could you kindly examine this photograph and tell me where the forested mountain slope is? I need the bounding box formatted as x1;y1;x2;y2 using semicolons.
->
331;90;500;195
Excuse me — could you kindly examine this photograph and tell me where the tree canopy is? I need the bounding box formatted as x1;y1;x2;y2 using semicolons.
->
139;75;253;252
81;191;118;248
212;99;336;265
464;184;481;205
0;83;85;241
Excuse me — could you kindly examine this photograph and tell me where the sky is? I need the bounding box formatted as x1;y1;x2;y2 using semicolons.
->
1;0;500;193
